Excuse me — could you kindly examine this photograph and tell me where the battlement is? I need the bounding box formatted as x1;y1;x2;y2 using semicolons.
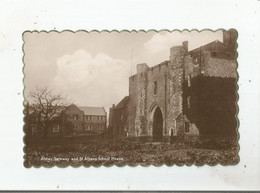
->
136;63;149;74
170;44;187;61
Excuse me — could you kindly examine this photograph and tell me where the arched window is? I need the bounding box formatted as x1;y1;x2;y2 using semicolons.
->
153;81;157;95
185;122;189;133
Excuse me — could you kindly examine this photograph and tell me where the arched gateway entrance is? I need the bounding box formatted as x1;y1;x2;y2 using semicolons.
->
152;107;163;142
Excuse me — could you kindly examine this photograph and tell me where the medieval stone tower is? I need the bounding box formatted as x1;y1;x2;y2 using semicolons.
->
135;63;149;137
129;44;187;141
167;45;186;137
123;30;237;141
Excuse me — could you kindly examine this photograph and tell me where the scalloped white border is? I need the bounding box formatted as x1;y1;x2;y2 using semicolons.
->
0;0;260;191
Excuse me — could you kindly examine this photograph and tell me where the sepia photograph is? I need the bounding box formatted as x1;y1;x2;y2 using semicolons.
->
23;30;238;167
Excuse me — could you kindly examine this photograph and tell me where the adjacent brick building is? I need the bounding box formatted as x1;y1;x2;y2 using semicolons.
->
110;30;237;141
25;104;107;138
78;105;107;135
108;96;129;139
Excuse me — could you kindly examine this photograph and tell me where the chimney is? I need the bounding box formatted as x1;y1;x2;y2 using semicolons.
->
182;41;189;52
112;104;115;108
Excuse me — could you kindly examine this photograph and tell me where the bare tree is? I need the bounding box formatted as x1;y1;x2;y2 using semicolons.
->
27;87;68;138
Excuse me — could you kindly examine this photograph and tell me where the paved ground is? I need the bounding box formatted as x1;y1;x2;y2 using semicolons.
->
24;138;239;167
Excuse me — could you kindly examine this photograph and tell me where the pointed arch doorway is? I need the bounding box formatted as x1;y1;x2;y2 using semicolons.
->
152;107;163;142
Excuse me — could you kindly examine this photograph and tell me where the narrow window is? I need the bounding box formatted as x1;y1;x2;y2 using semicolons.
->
188;74;191;87
187;96;191;109
153;81;157;95
53;124;59;132
211;51;217;57
185;122;189;133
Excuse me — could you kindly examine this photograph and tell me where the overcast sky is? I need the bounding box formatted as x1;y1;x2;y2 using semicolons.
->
24;30;223;112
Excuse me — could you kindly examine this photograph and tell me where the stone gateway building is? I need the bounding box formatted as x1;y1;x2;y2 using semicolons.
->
109;30;237;142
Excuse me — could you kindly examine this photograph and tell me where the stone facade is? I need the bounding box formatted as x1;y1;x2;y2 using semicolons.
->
124;30;237;141
127;46;187;141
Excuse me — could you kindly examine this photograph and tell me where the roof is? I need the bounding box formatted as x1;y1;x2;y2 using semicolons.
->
27;105;66;117
114;96;129;110
78;106;106;116
188;40;225;54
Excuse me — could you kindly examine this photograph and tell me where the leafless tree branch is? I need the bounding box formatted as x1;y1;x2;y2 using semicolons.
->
27;87;69;137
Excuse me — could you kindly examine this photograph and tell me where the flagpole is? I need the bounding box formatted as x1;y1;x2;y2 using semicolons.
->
131;47;133;76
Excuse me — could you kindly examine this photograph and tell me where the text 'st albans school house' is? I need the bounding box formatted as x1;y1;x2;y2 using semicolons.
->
109;30;237;142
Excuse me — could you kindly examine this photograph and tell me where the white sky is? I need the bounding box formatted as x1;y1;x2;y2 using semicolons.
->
24;30;223;112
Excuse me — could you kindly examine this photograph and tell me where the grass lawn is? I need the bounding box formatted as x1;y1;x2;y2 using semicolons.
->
24;138;239;167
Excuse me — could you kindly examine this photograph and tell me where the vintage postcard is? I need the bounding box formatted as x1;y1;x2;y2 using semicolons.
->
23;30;238;167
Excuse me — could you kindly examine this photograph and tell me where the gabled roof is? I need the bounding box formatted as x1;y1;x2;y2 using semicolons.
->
26;103;106;117
114;96;129;110
27;105;66;117
78;106;106;116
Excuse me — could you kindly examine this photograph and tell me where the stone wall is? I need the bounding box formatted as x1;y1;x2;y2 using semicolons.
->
167;46;186;136
183;48;237;137
183;75;237;137
146;62;168;136
110;108;126;139
127;46;188;139
126;40;237;140
127;75;137;137
135;63;149;137
202;50;237;78
184;54;201;81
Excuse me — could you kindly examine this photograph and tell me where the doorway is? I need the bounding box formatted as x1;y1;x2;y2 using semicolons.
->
152;107;163;142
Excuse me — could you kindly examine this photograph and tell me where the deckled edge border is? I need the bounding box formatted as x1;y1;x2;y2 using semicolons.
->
22;29;240;168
